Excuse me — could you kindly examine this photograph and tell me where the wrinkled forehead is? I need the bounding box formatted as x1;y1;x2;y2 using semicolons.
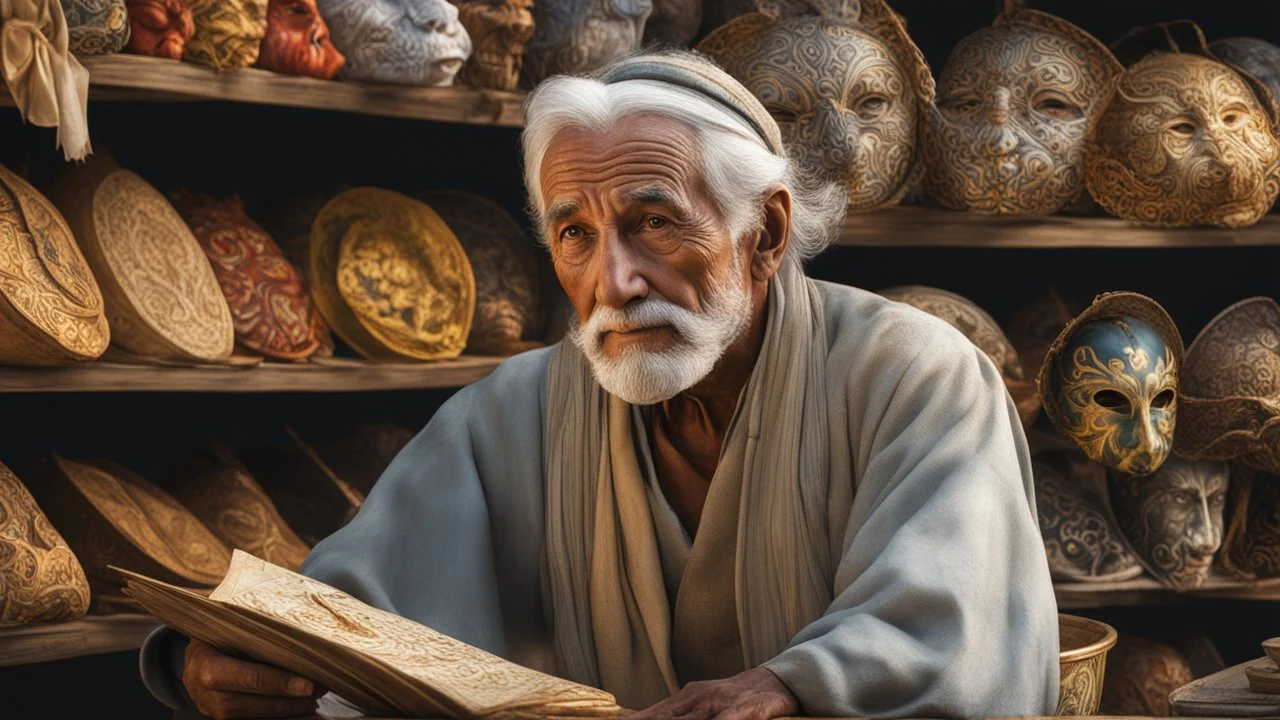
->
941;24;1103;91
1120;54;1258;114
1145;461;1228;493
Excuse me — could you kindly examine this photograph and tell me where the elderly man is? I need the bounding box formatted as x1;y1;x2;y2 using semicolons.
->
142;49;1059;719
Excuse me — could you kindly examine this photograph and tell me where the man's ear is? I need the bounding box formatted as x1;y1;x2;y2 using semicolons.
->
751;186;792;282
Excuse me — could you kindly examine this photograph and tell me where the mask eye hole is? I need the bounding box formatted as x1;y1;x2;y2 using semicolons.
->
1152;389;1176;409
1169;121;1197;137
854;95;888;120
1093;390;1132;413
1033;93;1084;121
766;106;800;125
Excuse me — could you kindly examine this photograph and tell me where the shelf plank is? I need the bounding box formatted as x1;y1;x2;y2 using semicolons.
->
1055;574;1280;609
2;54;524;127
0;614;159;667
838;207;1280;248
0;356;505;393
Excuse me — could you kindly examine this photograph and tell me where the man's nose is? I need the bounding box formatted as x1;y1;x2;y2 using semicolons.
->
596;228;648;309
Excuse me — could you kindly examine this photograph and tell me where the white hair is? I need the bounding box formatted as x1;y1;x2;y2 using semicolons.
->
521;73;847;262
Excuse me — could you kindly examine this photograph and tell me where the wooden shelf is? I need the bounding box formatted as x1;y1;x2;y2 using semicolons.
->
0;614;159;667
2;54;524;127
837;207;1280;248
0;355;505;393
1055;574;1280;609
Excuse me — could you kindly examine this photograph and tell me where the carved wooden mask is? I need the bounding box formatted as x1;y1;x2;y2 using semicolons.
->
125;0;194;59
454;0;534;92
61;0;131;55
182;0;268;69
255;0;345;79
318;0;472;86
1087;46;1280;228
925;9;1122;215
1108;457;1228;590
521;0;651;88
698;1;934;211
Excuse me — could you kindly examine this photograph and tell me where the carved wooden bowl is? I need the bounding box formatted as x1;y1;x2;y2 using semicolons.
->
0;461;91;626
49;164;234;362
1056;614;1118;716
0;164;110;366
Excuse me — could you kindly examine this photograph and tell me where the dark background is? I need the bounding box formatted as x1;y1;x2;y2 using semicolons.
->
5;0;1280;715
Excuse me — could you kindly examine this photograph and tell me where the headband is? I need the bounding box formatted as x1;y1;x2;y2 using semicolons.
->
594;52;787;156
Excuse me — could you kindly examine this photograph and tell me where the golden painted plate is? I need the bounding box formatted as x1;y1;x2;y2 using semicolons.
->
0;164;109;365
49;166;235;362
311;188;475;362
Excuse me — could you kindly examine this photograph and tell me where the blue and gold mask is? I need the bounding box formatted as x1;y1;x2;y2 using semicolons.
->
1039;293;1184;477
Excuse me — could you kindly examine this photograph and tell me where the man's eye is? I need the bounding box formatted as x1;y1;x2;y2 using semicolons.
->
645;216;667;230
560;226;584;241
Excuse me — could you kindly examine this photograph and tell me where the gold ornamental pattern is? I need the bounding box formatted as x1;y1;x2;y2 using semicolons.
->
1087;52;1280;228
1056;651;1106;716
0;461;91;627
182;0;268;69
51;169;235;362
0;164;109;365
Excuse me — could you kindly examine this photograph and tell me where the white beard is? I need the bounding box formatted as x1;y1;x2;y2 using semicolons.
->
568;267;754;406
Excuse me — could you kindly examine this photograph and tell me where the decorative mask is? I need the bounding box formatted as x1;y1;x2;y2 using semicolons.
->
240;429;364;547
1211;38;1280;108
1029;432;1143;583
0;164;109;366
61;0;131;55
182;0;268;69
310;188;475;362
172;191;326;361
698;1;934;211
521;0;651;88
1108;456;1228;590
314;422;415;496
125;0;194;60
453;0;534;92
318;0;472;86
1039;293;1184;477
0;461;91;626
1217;465;1280;580
1175;297;1280;475
924;9;1122;215
418;191;541;356
255;0;345;79
644;0;699;47
880;285;1037;426
1087;27;1280;228
1101;635;1194;716
167;441;311;572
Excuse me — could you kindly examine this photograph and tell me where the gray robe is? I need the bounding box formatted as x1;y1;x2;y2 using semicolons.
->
142;280;1060;718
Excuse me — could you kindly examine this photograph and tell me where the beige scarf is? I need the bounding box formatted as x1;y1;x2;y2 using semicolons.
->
1;0;90;160
542;259;834;709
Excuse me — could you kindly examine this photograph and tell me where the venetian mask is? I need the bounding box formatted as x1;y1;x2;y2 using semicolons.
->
1087;51;1280;228
255;0;345;79
521;0;651;87
126;0;194;59
1039;293;1183;477
454;0;534;92
1030;434;1143;583
697;1;934;211
183;0;268;69
644;0;699;47
61;0;131;55
924;9;1122;215
1108;456;1228;590
318;0;472;86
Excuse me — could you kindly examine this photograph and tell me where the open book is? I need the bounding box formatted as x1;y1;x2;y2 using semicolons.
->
117;550;623;719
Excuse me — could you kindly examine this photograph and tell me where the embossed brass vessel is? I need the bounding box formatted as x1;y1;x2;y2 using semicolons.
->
310;188;475;362
0;164;110;366
1057;614;1118;716
48;162;234;363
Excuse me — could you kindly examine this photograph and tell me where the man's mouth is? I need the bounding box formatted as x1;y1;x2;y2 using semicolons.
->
599;325;678;351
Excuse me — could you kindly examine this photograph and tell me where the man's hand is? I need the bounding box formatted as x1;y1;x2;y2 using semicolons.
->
183;638;325;719
627;667;799;720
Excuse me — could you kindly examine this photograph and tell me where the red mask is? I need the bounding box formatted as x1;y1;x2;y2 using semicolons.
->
255;0;345;79
125;0;195;59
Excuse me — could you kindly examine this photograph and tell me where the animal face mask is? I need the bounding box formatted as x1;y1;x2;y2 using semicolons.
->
126;0;194;59
1108;457;1228;590
319;0;472;86
925;10;1122;214
256;0;345;79
454;0;534;91
698;2;933;211
1087;52;1280;227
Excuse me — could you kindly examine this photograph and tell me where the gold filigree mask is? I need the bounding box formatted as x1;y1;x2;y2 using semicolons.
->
925;9;1122;214
1039;293;1185;478
1087;52;1280;227
697;1;934;211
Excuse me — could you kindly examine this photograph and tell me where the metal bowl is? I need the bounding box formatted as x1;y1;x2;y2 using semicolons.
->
1057;614;1119;715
